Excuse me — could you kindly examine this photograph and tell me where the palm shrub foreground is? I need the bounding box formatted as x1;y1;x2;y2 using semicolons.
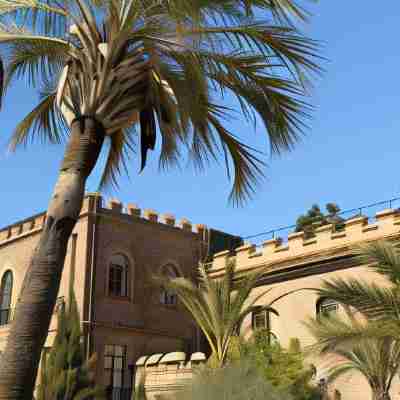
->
0;0;319;397
308;241;400;345
241;332;322;400
36;295;105;400
156;260;278;367
307;314;400;400
305;241;400;400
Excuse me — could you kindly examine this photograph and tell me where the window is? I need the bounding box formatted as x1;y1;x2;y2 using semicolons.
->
0;271;13;326
160;264;179;305
104;345;126;389
252;308;271;331
316;298;338;318
108;255;129;297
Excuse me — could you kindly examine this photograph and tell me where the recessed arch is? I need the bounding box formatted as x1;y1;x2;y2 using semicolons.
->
0;270;13;325
107;254;131;298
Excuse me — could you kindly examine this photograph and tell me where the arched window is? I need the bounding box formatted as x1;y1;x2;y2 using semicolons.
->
316;297;338;318
0;270;13;325
108;255;129;297
160;264;179;306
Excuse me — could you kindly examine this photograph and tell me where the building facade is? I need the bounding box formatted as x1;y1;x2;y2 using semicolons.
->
2;196;400;399
208;208;400;399
0;193;240;398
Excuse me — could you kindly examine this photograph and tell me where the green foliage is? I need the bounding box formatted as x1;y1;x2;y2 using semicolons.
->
36;295;105;400
295;203;343;238
307;316;400;400
155;260;277;368
1;0;320;204
306;240;400;400
313;241;400;342
174;360;290;400
240;330;322;400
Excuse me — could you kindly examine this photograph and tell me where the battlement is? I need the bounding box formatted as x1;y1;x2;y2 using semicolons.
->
99;196;206;235
208;209;400;273
0;193;206;245
135;351;207;399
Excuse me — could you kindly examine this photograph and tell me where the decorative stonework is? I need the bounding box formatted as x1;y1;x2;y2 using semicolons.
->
208;209;400;275
135;351;207;400
0;193;206;246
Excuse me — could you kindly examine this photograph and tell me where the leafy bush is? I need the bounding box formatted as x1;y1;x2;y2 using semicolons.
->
241;330;322;400
174;360;291;400
36;295;104;400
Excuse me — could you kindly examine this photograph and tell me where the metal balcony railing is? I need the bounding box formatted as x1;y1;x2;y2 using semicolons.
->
242;196;400;246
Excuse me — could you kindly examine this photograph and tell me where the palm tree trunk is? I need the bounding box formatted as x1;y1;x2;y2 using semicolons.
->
0;116;105;400
372;390;391;400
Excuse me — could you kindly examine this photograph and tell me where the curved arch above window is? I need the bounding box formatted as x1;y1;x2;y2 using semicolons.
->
316;297;338;318
108;254;130;298
160;264;180;306
0;270;13;326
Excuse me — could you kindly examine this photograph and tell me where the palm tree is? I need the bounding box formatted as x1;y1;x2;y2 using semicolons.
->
0;0;319;398
311;241;400;345
307;316;400;400
304;241;400;400
155;261;278;368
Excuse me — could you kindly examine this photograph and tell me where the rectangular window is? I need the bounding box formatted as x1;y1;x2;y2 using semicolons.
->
109;265;127;297
104;345;126;389
319;300;338;318
160;290;177;306
252;309;271;331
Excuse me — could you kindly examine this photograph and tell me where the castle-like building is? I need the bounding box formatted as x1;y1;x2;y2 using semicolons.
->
1;194;399;400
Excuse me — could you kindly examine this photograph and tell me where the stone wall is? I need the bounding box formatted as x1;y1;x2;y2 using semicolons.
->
208;208;400;276
135;351;206;400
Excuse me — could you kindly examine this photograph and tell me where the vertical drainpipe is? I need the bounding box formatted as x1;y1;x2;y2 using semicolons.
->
86;195;99;360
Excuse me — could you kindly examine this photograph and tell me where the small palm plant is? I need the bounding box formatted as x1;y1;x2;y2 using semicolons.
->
155;260;278;368
312;241;400;343
0;0;319;397
305;241;400;400
307;315;400;400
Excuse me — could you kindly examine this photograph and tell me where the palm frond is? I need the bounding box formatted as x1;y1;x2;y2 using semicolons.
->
0;0;67;35
4;36;68;89
308;315;400;395
186;23;320;79
208;111;264;204
305;314;381;354
98;126;137;190
355;241;400;285
317;277;400;319
9;90;67;150
153;260;270;366
2;0;321;204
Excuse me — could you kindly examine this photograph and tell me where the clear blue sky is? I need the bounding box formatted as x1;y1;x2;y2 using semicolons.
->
1;2;400;241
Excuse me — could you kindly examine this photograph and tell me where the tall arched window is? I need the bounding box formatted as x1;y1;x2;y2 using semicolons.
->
108;255;129;297
160;264;179;306
316;297;338;319
0;270;13;325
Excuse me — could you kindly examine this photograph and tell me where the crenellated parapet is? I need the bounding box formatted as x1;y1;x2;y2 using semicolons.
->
0;193;206;245
100;195;205;234
0;212;47;245
208;209;400;274
135;351;207;399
